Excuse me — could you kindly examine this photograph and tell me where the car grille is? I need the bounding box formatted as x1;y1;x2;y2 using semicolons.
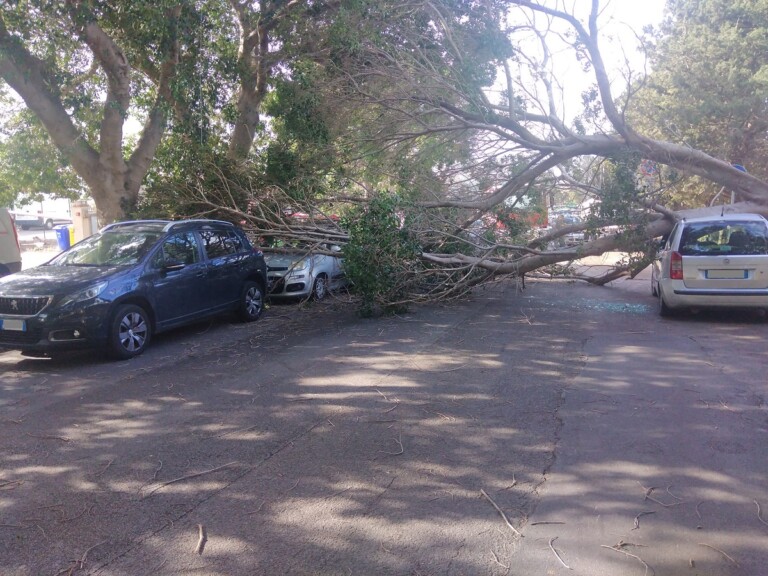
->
267;266;289;271
0;325;43;345
0;296;52;316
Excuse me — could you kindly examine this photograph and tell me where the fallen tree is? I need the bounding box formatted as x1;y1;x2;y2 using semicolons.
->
146;1;768;313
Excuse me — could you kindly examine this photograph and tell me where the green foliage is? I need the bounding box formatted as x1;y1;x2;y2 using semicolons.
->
342;193;421;316
631;0;768;206
586;153;656;269
0;107;84;205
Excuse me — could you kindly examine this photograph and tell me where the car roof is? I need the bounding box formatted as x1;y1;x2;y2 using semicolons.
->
682;213;768;224
101;219;238;234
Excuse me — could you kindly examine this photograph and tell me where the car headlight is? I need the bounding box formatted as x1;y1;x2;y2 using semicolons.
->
290;259;309;272
60;281;109;307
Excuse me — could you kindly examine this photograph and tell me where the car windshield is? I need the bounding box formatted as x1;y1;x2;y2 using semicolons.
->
48;231;163;266
679;220;768;256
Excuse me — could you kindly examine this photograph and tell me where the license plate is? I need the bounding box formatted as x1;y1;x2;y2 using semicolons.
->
705;269;748;279
0;318;26;331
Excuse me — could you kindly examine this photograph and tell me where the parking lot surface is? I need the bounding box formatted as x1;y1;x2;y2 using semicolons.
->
1;274;766;575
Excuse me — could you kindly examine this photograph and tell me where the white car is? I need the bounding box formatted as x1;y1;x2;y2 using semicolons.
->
652;213;768;316
265;245;347;300
0;208;22;277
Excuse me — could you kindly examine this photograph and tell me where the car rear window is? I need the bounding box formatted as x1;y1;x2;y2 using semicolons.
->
679;220;768;256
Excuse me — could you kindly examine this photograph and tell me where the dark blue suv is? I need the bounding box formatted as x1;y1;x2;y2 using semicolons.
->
0;219;267;359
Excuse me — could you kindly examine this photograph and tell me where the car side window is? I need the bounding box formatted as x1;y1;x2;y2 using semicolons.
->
153;233;199;267
664;224;678;250
200;229;240;259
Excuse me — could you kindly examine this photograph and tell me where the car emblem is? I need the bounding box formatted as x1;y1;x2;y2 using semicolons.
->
723;258;730;264
10;299;18;311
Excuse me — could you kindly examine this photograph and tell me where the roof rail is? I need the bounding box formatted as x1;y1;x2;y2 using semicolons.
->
100;218;235;233
163;219;235;232
101;220;170;232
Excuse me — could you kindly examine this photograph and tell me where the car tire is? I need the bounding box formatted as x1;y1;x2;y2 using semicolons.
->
658;287;675;318
108;304;152;359
651;276;658;297
312;274;328;300
239;281;264;322
45;219;54;230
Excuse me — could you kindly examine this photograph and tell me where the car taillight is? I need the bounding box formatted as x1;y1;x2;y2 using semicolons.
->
670;251;683;280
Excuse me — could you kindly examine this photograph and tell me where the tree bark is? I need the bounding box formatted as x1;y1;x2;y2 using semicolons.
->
0;7;178;224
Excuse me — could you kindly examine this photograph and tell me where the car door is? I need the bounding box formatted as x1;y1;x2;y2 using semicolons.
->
325;245;346;290
198;228;246;309
146;232;208;328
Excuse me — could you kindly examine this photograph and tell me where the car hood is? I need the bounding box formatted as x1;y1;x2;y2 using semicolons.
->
264;252;307;267
0;264;127;296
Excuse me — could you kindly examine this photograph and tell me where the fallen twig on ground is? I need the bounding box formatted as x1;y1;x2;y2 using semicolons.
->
26;433;70;442
638;482;683;508
490;550;509;569
141;461;238;498
94;459;114;478
379;432;404;456
60;504;94;523
499;474;517;491
196;524;207;555
632;511;656;530
549;537;572;570
480;489;522;538
601;541;653;576
695;500;707;528
530;521;565;526
755;500;768;527
699;543;739;567
55;540;108;575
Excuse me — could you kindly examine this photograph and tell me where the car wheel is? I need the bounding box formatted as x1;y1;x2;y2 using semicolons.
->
312;273;328;300
45;219;54;230
658;287;674;318
239;281;264;322
108;304;151;359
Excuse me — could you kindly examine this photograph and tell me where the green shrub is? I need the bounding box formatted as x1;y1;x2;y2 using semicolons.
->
342;193;421;316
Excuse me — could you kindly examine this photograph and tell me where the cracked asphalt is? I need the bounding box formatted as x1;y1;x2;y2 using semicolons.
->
1;271;767;575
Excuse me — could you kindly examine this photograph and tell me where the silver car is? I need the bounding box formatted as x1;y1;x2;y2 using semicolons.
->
265;245;347;300
652;213;768;316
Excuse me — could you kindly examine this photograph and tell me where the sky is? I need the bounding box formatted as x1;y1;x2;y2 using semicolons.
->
543;0;669;119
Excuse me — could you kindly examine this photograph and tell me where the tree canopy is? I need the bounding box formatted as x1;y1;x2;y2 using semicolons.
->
3;0;768;311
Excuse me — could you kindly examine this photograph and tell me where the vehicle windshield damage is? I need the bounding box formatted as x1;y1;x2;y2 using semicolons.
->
679;221;768;256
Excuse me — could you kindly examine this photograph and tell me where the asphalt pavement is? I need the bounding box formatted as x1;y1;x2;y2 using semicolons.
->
0;263;766;575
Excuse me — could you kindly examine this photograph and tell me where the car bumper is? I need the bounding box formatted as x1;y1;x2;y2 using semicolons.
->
0;303;112;353
661;280;768;309
267;274;312;299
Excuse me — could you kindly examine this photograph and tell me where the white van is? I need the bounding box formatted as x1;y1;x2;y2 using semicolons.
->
11;195;73;230
0;208;22;277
